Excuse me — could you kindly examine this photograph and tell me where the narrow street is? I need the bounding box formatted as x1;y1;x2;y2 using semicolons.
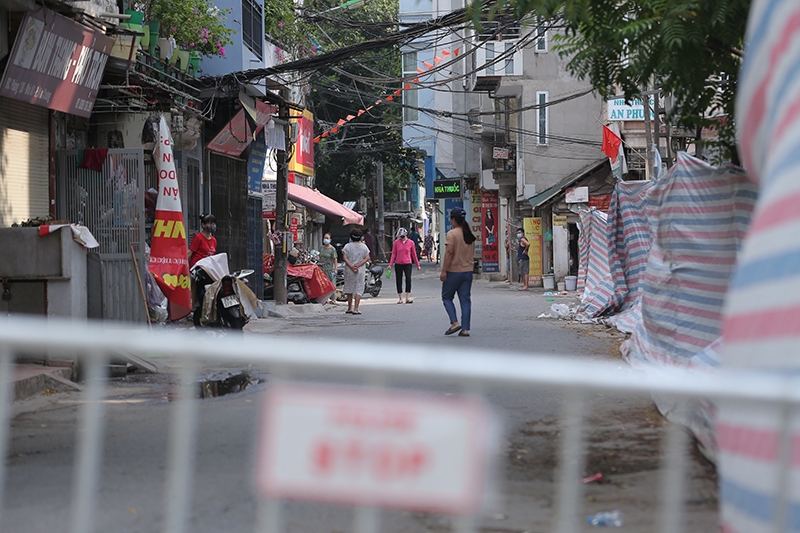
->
4;261;717;532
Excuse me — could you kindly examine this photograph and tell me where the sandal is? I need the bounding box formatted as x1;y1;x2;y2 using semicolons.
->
345;310;354;314
352;311;362;315
405;300;413;304
444;325;462;335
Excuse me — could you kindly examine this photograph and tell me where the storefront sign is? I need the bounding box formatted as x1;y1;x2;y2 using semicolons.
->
588;194;611;212
606;97;655;121
492;146;509;159
0;7;114;118
444;199;464;232
523;218;543;284
148;117;191;321
207;100;278;158
481;191;499;272
553;215;567;226
288;109;315;176
262;181;277;219
565;186;589;203
290;215;300;242
248;131;268;194
470;194;482;258
434;179;462;199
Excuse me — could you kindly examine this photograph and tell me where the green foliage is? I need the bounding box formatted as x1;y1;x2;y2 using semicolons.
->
475;0;750;158
294;0;421;204
138;0;234;57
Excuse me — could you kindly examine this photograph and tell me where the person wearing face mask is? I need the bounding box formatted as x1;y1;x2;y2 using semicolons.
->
389;227;421;304
188;213;217;268
318;233;338;303
441;207;476;337
516;227;530;291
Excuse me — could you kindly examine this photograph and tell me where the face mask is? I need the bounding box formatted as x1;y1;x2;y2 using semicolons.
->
517;233;523;239
323;238;331;245
207;224;217;234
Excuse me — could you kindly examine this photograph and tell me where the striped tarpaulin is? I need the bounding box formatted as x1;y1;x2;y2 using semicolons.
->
577;209;616;316
624;152;757;369
719;1;800;531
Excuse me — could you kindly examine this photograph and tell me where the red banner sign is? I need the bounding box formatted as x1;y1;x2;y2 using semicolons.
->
148;117;191;321
588;194;611;212
481;191;499;272
0;8;113;118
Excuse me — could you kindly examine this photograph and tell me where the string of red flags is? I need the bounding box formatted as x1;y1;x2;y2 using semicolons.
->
313;47;460;144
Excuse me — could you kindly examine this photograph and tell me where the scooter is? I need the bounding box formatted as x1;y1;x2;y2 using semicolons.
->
191;254;257;331
335;262;383;301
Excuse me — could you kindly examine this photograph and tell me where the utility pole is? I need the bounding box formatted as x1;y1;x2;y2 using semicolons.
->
643;94;654;180
273;99;290;304
376;161;385;262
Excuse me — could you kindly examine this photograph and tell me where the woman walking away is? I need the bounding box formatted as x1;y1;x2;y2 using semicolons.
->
389;227;421;304
342;228;370;315
440;207;476;337
424;233;434;262
517;227;530;291
318;233;338;303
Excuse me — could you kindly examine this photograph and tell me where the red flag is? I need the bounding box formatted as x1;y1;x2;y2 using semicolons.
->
441;50;451;57
601;125;622;162
423;61;434;69
148;117;191;321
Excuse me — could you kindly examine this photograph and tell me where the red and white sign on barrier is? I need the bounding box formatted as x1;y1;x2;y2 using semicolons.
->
256;384;494;514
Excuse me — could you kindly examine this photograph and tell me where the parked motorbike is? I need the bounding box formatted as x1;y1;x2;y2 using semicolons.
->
191;253;257;331
335;261;383;301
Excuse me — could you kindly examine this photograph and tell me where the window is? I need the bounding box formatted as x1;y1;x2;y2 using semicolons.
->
535;18;548;52
242;0;263;59
536;91;548;145
402;51;419;122
475;41;522;76
477;18;521;41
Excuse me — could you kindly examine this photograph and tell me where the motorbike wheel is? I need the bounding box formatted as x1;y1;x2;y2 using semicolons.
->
370;279;382;297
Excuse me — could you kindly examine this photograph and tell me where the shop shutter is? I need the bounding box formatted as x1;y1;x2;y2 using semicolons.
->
0;98;49;226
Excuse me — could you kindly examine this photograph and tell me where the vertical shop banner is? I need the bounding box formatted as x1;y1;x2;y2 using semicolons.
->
148;116;191;321
470;193;482;259
444;199;464;232
248;131;268;194
481;191;499;272
288;109;315;176
523;218;543;285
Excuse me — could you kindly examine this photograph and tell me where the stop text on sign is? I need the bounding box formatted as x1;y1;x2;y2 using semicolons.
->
256;384;494;514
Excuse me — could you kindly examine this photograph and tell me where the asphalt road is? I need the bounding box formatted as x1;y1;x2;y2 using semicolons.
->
3;262;717;532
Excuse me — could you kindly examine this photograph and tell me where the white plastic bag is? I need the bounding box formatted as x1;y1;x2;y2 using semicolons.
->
550;303;570;318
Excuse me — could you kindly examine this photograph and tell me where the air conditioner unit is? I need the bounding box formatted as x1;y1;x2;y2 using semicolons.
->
390;201;412;212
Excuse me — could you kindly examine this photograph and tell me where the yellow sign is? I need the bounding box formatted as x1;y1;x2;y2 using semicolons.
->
553;215;567;226
523;217;543;283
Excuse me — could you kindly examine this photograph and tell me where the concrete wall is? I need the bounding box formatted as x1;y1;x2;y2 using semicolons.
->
0;227;87;319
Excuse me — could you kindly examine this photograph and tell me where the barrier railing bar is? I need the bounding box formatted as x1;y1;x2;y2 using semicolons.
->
256;498;281;533
658;400;688;533
163;359;199;533
554;390;586;533
0;348;12;526
774;405;792;533
70;353;108;533
354;506;380;533
0;317;798;404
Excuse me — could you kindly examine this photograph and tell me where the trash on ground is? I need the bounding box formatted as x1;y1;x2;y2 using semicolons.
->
537;312;552;319
550;303;570;318
543;291;554;296
545;298;555;302
580;473;603;484
587;510;623;527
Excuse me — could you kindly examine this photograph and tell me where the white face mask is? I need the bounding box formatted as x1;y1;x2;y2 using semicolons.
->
323;238;331;245
517;233;523;239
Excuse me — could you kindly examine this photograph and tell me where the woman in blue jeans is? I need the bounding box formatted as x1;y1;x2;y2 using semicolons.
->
440;207;477;337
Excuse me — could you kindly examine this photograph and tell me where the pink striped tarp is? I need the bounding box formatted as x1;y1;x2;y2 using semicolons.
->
719;0;800;531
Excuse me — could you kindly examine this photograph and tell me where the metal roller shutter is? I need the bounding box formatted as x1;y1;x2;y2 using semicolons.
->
0;97;49;226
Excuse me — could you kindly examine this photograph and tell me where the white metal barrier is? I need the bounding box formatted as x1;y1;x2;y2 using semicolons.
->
0;316;795;533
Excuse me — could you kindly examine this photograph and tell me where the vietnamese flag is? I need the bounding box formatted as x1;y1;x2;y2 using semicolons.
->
148;116;191;321
601;124;622;163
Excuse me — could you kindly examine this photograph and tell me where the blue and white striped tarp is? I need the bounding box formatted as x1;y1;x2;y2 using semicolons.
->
577;209;616;317
717;1;800;531
624;153;757;369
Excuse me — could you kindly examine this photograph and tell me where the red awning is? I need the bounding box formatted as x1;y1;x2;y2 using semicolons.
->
207;100;279;158
288;183;364;226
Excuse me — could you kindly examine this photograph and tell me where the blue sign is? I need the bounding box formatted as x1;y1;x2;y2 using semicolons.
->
247;131;268;194
444;199;464;232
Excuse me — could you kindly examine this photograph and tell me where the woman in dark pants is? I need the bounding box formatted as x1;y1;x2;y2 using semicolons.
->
440;208;477;337
388;227;421;304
